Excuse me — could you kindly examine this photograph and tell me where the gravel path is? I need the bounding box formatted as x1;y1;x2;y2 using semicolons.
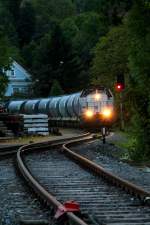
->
72;139;150;193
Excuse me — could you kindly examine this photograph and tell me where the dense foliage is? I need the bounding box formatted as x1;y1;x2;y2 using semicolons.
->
91;25;129;88
50;80;64;96
0;30;11;98
126;0;150;160
0;0;150;160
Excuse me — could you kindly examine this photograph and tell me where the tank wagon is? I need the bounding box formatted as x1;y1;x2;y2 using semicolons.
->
7;87;114;129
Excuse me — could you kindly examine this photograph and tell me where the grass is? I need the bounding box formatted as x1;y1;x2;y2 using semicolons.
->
0;135;55;145
110;129;150;165
108;130;135;159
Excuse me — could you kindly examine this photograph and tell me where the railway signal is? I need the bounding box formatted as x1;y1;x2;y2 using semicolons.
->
115;74;125;92
115;83;124;92
115;74;125;130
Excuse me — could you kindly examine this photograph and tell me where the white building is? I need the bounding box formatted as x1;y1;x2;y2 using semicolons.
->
5;60;31;97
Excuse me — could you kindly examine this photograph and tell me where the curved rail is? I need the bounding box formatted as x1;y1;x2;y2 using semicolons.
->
17;132;150;224
63;139;150;202
17;133;92;225
0;144;22;157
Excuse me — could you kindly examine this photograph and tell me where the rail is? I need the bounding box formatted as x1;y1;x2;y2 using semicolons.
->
17;133;92;225
17;132;150;225
63;139;150;202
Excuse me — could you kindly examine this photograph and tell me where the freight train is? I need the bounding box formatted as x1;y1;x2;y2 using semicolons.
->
7;87;114;130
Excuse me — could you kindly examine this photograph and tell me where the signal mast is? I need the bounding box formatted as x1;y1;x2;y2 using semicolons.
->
115;74;125;130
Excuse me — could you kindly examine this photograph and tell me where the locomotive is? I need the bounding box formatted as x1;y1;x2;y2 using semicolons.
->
7;87;114;130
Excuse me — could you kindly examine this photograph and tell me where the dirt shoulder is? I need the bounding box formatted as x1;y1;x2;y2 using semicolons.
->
0;128;84;148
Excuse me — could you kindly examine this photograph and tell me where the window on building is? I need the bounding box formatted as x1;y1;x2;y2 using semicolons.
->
11;69;15;77
13;87;20;93
21;87;28;93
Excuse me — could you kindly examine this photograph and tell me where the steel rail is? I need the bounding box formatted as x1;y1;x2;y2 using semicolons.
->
0;132;91;157
0;144;22;156
63;139;150;202
17;133;92;225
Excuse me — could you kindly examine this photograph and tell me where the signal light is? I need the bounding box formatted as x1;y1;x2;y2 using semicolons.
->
115;83;124;92
115;74;125;92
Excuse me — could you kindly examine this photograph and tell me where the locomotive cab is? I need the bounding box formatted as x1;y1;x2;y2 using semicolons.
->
80;87;114;128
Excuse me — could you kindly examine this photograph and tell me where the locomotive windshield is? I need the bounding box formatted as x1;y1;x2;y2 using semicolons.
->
80;87;112;98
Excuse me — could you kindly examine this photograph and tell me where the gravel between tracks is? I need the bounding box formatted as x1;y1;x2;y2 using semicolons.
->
0;157;50;224
0;129;84;224
25;148;150;225
71;139;150;193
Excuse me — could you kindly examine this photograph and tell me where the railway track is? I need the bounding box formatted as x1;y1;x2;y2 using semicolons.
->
0;144;22;157
0;157;50;225
17;133;150;225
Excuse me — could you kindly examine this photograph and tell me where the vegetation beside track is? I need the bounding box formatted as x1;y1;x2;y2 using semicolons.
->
109;130;150;164
0;135;57;145
0;128;84;146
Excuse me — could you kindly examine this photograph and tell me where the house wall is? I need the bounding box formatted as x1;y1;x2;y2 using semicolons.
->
5;61;31;97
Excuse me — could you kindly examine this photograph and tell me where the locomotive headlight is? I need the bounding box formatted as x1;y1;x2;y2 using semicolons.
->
102;107;112;118
85;110;94;118
94;93;101;101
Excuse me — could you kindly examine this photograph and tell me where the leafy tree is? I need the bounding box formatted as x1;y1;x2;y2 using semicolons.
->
17;1;36;47
32;25;84;96
0;75;8;99
21;41;37;69
1;0;22;25
61;18;79;44
0;2;18;45
91;25;129;88
60;47;84;92
61;12;108;79
32;33;53;97
74;12;108;57
127;0;150;160
73;0;133;25
30;0;76;43
50;80;64;96
0;31;11;98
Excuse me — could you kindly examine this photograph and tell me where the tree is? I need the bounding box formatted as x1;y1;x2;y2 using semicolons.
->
0;2;18;46
73;0;133;25
32;24;84;96
127;0;150;160
61;12;108;80
32;0;75;38
0;31;11;98
32;33;53;97
91;25;129;88
32;0;75;21
0;75;8;99
74;12;108;57
50;80;64;96
17;1;36;47
1;0;22;25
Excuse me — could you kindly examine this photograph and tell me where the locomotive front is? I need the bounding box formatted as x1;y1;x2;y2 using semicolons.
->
80;87;114;128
